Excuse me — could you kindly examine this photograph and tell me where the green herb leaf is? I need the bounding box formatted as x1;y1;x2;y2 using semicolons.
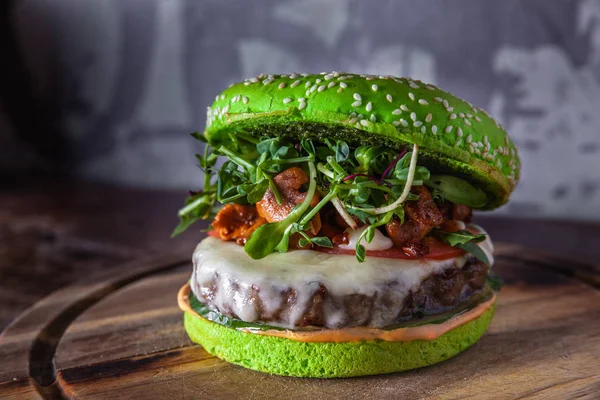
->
246;179;269;203
172;192;217;237
356;244;366;262
190;131;207;143
433;230;486;246
456;241;491;267
310;236;333;248
424;175;487;208
335;141;350;162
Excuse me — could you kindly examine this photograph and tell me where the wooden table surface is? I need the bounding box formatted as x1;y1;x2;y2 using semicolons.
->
1;179;599;399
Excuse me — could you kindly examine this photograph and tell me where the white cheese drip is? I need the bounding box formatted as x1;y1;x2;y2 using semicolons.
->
190;224;494;329
338;225;393;251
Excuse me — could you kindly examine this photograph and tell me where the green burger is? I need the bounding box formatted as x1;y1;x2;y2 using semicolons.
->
175;72;520;378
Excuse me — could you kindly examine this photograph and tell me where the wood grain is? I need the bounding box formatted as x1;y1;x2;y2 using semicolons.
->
2;244;597;399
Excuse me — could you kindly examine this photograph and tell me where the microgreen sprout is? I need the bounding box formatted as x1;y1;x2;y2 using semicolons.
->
174;133;486;261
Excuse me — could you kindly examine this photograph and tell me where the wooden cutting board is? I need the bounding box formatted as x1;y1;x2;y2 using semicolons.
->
1;244;599;399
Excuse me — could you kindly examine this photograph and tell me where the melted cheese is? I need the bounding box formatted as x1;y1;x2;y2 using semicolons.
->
338;225;393;251
190;224;494;329
178;283;496;343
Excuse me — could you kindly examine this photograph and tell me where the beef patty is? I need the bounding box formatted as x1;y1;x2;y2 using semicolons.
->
195;258;489;329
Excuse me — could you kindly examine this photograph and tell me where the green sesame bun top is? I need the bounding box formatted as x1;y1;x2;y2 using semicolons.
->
205;72;520;210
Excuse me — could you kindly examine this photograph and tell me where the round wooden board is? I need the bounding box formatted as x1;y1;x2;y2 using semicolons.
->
2;244;600;399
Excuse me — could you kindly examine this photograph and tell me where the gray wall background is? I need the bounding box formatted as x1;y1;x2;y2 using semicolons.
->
3;0;600;219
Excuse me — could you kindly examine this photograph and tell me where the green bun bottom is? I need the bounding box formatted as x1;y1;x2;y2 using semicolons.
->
183;305;495;378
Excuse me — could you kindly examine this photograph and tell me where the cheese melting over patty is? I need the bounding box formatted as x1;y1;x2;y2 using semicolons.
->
190;225;494;329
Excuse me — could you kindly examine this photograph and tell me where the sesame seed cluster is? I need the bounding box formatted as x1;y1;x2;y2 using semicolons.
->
206;72;521;189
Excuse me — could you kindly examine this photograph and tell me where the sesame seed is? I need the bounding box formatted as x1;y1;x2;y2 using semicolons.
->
278;82;286;89
434;97;443;103
298;102;306;110
299;97;306;102
283;98;292;104
290;73;299;79
305;82;311;88
421;126;427;133
350;112;357;117
324;74;334;80
456;139;463;147
215;95;219;101
469;144;476;154
393;121;400;126
243;96;249;104
357;114;364;119
465;119;472;126
349;117;358;124
447;107;454;112
450;113;457;120
316;79;322;83
425;113;433;122
432;125;438;134
249;77;259;83
353;93;362;101
409;92;415;101
310;85;317;93
366;102;373;112
223;104;230;113
371;84;378;91
457;127;463;137
263;78;273;85
360;119;369;127
366;76;374;81
370;114;376;122
419;99;429;105
400;119;408;127
466;134;472;143
459;112;465;118
328;81;336;89
483;135;489;144
409;81;419;89
410;112;417;121
400;104;409;112
467;113;473;118
291;80;300;88
318;85;326;92
244;81;251;86
443;100;449;108
351;100;362;107
475;116;482;122
339;82;348;88
426;85;436;91
301;73;309;77
386;94;393;102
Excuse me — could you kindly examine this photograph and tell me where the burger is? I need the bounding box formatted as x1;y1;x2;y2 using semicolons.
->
175;72;520;378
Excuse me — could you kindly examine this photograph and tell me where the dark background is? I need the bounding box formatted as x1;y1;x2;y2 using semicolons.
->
1;0;599;219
